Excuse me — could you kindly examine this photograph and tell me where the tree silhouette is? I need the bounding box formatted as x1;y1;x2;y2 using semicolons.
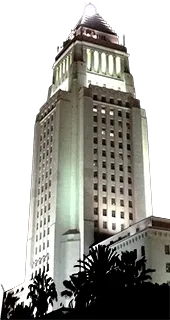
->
27;270;57;318
61;245;155;313
10;304;33;319
1;291;19;319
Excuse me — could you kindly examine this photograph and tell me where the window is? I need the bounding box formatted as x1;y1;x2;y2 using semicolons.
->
93;137;98;144
101;107;105;114
118;121;122;128
40;221;42;227
103;209;107;216
49;180;51;187
121;224;124;231
165;245;170;255
110;119;114;125
39;232;42;240
101;96;106;102
111;163;115;170
37;211;39;218
103;197;107;204
110;141;114;148
93;160;97;167
93;115;97;122
36;223;38;230
110;98;114;104
166;263;170;273
119;142;123;149
47;228;50;235
47;240;49;247
119;132;122;138
94;148;97;154
36;235;38;242
93;106;97;112
47;263;49;272
48;215;50;222
128;189;132;196
127;123;130;130
128;166;131;173
43;243;45;250
43;230;46;237
111;152;114;158
110;130;114;137
129;201;133;208
126;112;130;118
102;173;106;179
112;223;116;230
102;118;106;124
141;246;145;256
119;165;123;171
44;218;46;225
111;186;115;193
102;129;106;135
103;221;107;229
120;211;124;219
111;198;115;205
94;220;98;228
128;177;132;184
118;100;122;106
129;213;133;220
111;174;115;181
120;176;124;183
112;210;116;218
39;245;41;252
120;187;124;194
94;127;97;133
102;162;106;168
94;183;98;190
49;191;51;198
48;203;51;210
94;208;98;215
127;133;130;140
35;247;37;254
102;139;106;146
94;195;98;202
103;185;107;192
94;171;98;178
119;199;124;207
102;150;106;157
118;110;122;116
93;94;97;100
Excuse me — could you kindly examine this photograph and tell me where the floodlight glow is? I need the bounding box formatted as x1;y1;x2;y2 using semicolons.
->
84;3;96;16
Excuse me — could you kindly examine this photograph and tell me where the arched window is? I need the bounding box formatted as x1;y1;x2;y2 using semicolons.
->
94;51;99;72
116;56;121;76
87;49;91;70
101;53;106;73
109;55;113;75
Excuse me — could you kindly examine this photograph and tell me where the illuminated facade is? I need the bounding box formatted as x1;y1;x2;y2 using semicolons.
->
25;3;152;297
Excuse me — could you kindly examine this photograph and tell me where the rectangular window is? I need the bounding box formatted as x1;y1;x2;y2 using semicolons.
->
110;119;114;125
103;209;107;216
110;98;114;104
103;221;107;229
111;174;115;181
111;186;115;193
129;212;133;220
128;189;132;196
120;200;124;206
47;228;50;235
43;243;45;250
120;176;124;183
165;245;170;255
127;144;131;151
127;133;130;140
102;139;106;146
94;183;98;190
119;132;122;138
126;112;130;118
101;96;106;102
112;223;116;230
102;129;106;136
93;116;97;122
128;177;132;184
94;127;97;133
141;246;145;256
121;224;124;231
40;221;42;227
111;198;116;205
110;141;114;148
102;185;107;192
112;210;116;218
102;118;106;124
48;203;51;210
93;160;97;167
102;162;106;168
120;211;124;219
119;142;123;149
47;240;49;247
94;171;98;178
94;220;98;228
48;215;50;222
94;195;98;202
111;152;114;158
102;173;106;179
129;201;133;208
128;166;131;173
110;130;114;137
120;187;124;194
118;121;122;128
44;218;46;225
94;148;97;154
118;100;122;106
118;110;122;116
93;137;98;144
102;150;106;157
103;197;107;204
119;164;123;171
43;230;46;237
111;163;115;170
94;208;98;215
93;94;98;100
166;263;170;273
127;123;130;130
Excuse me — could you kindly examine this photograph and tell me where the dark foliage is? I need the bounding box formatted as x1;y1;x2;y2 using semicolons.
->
1;291;19;319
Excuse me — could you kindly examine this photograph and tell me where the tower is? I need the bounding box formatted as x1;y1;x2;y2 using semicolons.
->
25;3;152;297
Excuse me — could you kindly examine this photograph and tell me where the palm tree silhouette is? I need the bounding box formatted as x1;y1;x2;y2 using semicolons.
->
27;270;57;318
1;291;19;319
61;245;155;313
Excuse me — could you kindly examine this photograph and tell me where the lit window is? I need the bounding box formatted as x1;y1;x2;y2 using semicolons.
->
101;108;105;114
93;160;97;167
93;106;97;112
102;129;106;135
94;51;99;72
110;130;114;137
101;53;106;73
87;49;91;70
109;55;113;75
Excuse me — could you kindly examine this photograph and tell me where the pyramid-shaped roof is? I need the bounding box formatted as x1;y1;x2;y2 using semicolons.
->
74;4;117;36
